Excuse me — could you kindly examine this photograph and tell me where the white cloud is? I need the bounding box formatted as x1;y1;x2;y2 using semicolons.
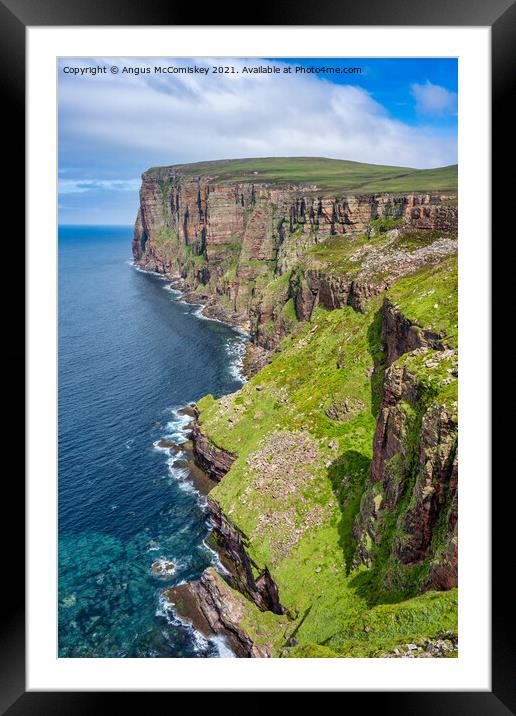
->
411;80;457;116
58;58;457;191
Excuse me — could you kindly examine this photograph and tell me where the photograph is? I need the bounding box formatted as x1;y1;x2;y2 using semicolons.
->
58;56;459;659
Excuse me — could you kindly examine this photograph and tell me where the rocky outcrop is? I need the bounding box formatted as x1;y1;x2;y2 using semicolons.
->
351;294;457;588
353;341;458;593
161;442;286;655
208;499;286;615
242;342;272;377
291;270;351;320
425;522;458;591
378;631;458;658
292;269;387;317
381;298;450;366
191;422;236;482
164;568;275;657
293;234;458;320
392;402;457;568
424;453;458;591
191;413;286;616
405;203;457;234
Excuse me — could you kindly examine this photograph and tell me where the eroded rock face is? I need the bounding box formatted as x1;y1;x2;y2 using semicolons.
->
424;455;458;591
425;526;458;591
369;360;421;490
295;234;458;319
164;568;274;658
191;422;236;483
163;418;287;651
381;298;449;366
291;270;352;320
188;413;286;615
353;343;458;593
394;405;457;567
406;202;457;234
242;342;272;377
208;499;286;615
187;409;287;617
133;168;458;346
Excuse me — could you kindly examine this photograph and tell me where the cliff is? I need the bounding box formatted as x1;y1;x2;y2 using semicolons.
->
133;158;457;358
164;568;288;657
134;158;459;657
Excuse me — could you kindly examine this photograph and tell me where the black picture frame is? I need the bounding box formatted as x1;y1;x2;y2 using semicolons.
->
2;0;512;711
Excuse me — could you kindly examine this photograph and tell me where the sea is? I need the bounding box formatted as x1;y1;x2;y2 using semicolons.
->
58;225;245;657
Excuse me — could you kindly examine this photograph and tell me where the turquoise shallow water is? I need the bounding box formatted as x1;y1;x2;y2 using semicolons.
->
58;225;244;657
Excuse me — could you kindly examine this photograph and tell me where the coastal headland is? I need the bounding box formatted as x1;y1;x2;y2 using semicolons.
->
133;157;458;658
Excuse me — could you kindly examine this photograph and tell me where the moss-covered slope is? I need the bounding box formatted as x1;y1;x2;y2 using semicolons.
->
193;252;458;656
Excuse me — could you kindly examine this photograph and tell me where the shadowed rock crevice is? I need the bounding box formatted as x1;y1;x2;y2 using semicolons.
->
207;498;286;615
327;451;371;575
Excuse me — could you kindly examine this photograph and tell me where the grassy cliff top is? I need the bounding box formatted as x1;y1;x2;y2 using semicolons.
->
144;157;458;194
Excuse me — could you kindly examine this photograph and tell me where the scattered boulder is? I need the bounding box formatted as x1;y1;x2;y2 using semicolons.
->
326;397;366;422
151;558;176;578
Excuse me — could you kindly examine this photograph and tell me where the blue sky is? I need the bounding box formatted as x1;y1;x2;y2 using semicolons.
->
58;57;457;225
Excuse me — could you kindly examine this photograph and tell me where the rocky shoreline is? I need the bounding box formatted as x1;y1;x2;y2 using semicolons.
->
163;568;283;658
133;161;459;657
138;256;459;657
156;274;268;379
164;292;458;655
134;296;284;653
157;402;287;655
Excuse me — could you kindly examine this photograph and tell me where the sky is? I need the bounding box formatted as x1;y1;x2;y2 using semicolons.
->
58;57;458;225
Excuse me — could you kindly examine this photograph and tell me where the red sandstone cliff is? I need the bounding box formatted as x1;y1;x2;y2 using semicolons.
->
133;167;457;354
352;301;458;594
134;162;458;618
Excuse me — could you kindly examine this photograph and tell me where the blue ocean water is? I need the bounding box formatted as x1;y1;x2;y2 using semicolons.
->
58;225;244;657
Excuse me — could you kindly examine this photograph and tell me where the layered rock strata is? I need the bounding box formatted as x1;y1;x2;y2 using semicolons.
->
352;309;458;593
208;499;286;614
164;568;277;657
191;421;236;483
133;167;457;351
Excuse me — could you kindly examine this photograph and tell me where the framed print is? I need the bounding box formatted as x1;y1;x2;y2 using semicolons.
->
2;0;512;710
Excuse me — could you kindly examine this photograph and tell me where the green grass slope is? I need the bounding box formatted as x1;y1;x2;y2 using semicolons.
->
146;157;458;194
196;250;458;656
